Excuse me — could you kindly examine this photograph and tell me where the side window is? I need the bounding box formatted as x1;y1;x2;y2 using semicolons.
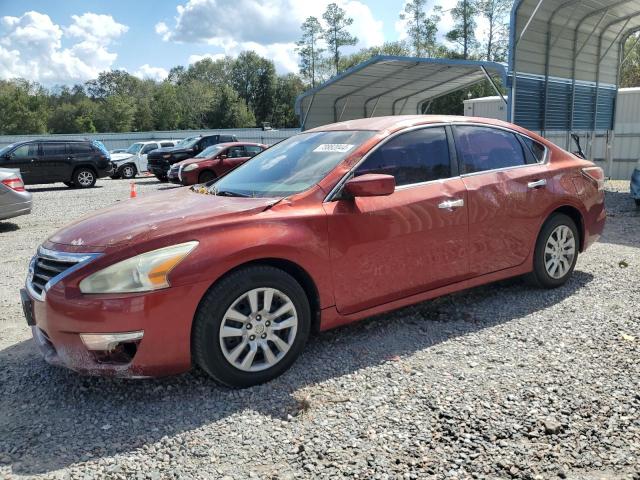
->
227;146;245;158
220;135;235;143
354;127;451;187
160;142;174;148
200;136;218;148
43;143;67;156
141;144;157;154
454;126;527;174
69;143;93;155
245;145;263;157
519;136;546;163
11;144;38;158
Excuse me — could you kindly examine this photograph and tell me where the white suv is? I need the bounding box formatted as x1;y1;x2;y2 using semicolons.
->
110;140;178;179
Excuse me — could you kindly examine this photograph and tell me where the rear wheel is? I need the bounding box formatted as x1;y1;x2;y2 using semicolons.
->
72;168;96;188
121;164;137;179
192;266;310;388
198;170;216;184
528;213;579;288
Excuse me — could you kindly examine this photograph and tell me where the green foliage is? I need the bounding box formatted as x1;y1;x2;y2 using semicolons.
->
477;0;511;61
621;33;640;88
446;0;480;59
322;3;358;74
338;41;412;72
296;17;325;87
0;80;49;134
231;51;276;125
400;0;443;57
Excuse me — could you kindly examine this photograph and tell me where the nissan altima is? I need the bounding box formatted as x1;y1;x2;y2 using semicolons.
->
21;116;606;387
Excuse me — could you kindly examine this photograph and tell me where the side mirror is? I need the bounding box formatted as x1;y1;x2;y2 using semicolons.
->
343;174;395;198
218;154;227;160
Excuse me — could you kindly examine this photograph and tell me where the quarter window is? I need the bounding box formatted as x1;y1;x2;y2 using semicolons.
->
354;127;451;187
69;143;93;154
520;136;546;163
454;126;527;174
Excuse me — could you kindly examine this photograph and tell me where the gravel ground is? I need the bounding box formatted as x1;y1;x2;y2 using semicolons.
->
0;178;639;480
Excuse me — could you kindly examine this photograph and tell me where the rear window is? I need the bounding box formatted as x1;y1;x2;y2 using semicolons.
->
69;143;93;155
160;142;174;147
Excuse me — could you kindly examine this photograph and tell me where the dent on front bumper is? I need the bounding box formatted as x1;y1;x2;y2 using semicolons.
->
27;280;211;378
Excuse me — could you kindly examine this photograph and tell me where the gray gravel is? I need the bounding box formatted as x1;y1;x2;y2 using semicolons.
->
0;178;639;480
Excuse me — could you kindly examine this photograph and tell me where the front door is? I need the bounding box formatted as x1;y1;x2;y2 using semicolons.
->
325;126;469;315
452;125;555;276
3;143;39;183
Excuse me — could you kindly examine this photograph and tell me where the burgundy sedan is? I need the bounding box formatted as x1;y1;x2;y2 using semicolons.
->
168;142;267;185
22;116;605;387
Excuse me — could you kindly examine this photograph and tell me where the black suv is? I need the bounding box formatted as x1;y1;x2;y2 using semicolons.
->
0;140;112;188
147;134;238;181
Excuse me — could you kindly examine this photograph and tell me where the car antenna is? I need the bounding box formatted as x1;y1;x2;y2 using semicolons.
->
571;133;586;159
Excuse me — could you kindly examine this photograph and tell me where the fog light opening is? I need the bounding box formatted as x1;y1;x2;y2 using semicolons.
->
80;331;143;365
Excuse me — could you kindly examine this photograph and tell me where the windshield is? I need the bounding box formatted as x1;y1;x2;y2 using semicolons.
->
210;130;376;198
126;143;143;154
196;145;224;159
0;143;16;156
177;137;199;148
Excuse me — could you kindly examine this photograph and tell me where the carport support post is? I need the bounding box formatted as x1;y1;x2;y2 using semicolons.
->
481;66;507;106
301;94;316;131
605;130;615;178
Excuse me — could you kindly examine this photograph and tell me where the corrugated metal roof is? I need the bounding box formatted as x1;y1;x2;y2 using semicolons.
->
295;56;507;131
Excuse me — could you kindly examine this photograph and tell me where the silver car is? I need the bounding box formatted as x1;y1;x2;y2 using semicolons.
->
0;168;32;221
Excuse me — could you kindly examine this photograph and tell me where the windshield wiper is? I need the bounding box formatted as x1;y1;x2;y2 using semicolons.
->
214;189;251;197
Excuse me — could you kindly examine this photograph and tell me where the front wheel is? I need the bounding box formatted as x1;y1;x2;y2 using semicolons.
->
121;164;137;179
192;266;310;388
198;170;216;184
527;213;579;288
72;168;96;188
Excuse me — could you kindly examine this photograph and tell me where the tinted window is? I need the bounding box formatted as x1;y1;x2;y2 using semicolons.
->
43;143;67;156
354;127;451;186
520;136;546;163
200;136;219;148
220;135;235;142
141;143;158;154
68;143;93;155
11;144;38;158
454;126;527;174
160;142;174;147
227;146;245;158
245;145;263;157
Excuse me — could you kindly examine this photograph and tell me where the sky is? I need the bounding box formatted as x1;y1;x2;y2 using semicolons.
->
0;0;467;86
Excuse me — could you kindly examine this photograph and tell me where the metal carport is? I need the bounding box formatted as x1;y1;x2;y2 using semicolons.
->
294;56;508;131
509;0;640;169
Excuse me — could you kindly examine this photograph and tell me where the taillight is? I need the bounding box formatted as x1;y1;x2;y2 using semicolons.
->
582;166;605;191
1;176;25;192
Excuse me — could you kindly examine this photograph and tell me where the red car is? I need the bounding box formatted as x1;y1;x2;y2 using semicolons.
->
167;142;267;185
21;116;606;387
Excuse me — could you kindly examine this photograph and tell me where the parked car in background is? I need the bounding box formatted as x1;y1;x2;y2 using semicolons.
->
631;159;640;207
21;116;605;387
0;168;32;220
110;140;178;179
168;142;267;185
0;140;112;188
147;134;238;181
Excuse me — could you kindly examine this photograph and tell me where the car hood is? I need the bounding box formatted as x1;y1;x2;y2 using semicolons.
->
46;187;278;250
111;153;134;162
174;157;202;167
150;146;191;155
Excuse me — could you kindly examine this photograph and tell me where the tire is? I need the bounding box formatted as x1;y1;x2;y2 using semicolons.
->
635;198;640;208
63;181;75;188
109;174;121;180
192;266;311;388
72;168;97;188
121;164;137;180
527;213;579;289
198;170;216;184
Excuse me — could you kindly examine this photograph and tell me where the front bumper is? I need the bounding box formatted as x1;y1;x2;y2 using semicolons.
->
24;280;210;377
631;168;640;200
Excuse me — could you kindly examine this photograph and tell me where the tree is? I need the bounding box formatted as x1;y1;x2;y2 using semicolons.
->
0;80;49;134
296;17;325;87
399;0;443;57
271;74;306;127
322;3;358;74
206;85;255;128
478;0;511;61
94;94;136;132
621;33;640;87
446;0;479;59
339;41;412;72
231;51;276;125
153;82;181;130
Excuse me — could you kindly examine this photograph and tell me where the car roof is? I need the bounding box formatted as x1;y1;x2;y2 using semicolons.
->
306;115;529;135
215;142;266;147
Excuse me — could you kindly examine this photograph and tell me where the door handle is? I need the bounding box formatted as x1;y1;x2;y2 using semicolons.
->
527;179;547;189
438;199;464;210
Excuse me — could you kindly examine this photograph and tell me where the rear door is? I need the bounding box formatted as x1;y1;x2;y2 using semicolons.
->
452;125;555;276
325;126;469;315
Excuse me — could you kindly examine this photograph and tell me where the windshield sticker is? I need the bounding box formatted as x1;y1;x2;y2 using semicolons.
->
313;144;355;153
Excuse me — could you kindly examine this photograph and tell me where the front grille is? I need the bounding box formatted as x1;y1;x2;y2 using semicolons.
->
27;248;101;300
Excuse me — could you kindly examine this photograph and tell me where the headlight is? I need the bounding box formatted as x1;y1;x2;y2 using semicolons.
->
79;241;198;294
183;163;199;172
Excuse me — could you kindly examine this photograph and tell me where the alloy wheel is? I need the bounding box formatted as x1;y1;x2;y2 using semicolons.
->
77;171;94;187
219;287;298;372
544;225;576;279
123;165;135;178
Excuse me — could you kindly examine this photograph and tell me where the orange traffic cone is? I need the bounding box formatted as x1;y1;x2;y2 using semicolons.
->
130;181;137;198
